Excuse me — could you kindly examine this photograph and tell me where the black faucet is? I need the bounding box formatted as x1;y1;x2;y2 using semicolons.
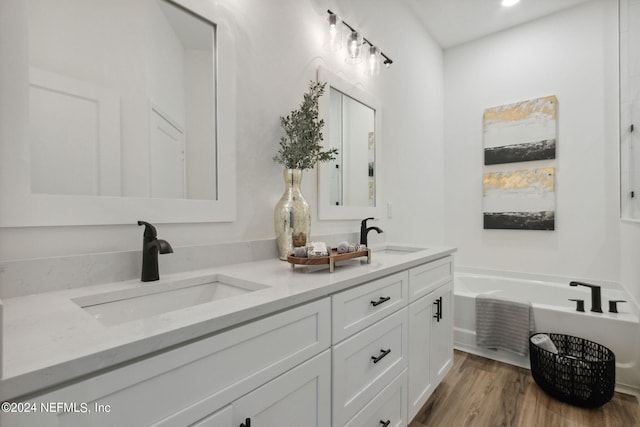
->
569;281;602;313
138;221;173;282
360;217;383;246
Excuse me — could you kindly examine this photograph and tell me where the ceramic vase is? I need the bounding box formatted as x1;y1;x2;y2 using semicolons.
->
274;169;311;260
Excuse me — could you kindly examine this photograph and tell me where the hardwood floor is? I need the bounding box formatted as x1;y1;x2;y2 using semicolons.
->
409;350;640;427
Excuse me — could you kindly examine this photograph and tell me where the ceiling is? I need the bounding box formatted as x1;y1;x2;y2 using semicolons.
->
403;0;594;49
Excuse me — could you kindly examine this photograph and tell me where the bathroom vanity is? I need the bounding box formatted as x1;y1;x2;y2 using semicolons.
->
0;245;455;426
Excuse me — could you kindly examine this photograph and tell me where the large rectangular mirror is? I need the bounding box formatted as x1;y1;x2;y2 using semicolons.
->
29;0;218;200
317;67;381;220
0;0;236;226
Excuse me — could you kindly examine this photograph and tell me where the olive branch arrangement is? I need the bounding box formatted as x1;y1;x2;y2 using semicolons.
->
273;81;338;170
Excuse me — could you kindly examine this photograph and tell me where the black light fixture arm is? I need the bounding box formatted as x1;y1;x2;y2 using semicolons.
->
327;9;393;66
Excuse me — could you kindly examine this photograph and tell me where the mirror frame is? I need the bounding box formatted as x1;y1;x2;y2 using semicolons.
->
317;67;381;220
0;0;236;227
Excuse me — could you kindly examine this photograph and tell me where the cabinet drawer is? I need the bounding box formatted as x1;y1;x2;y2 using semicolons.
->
232;350;331;427
332;271;408;343
332;308;408;427
190;406;232;427
409;256;453;302
2;298;330;427
344;369;407;427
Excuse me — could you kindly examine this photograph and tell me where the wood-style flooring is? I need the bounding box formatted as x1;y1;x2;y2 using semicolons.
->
409;350;640;427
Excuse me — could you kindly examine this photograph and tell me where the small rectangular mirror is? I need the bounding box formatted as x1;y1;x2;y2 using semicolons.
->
328;87;376;208
317;67;381;220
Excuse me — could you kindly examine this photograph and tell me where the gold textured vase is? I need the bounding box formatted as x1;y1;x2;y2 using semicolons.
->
274;169;311;260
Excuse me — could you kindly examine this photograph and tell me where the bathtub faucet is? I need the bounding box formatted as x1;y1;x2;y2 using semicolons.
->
569;281;602;313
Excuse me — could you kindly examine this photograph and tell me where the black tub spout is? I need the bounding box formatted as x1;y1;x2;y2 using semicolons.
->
569;281;602;313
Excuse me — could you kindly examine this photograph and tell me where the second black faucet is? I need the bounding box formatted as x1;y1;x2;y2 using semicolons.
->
138;220;173;282
360;217;383;247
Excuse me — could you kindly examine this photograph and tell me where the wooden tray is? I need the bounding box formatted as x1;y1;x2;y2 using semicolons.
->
287;248;371;273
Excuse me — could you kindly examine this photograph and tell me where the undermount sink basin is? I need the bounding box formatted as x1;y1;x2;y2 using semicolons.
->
371;244;426;255
72;274;268;326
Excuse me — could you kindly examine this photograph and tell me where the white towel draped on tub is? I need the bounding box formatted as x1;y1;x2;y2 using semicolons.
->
476;293;535;357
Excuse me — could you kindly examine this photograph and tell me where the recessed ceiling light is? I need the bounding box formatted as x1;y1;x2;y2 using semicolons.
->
502;0;520;7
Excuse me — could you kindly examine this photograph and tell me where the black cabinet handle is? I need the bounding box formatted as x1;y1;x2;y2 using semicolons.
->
379;420;391;427
240;417;251;427
371;348;391;364
433;297;442;322
371;296;391;307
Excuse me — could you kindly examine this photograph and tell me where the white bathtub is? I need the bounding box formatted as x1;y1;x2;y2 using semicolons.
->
453;270;640;391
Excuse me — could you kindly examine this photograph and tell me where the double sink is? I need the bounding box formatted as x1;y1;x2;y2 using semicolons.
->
72;244;423;327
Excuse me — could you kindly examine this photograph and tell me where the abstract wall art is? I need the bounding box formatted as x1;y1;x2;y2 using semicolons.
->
482;95;557;231
483;96;557;165
483;167;555;230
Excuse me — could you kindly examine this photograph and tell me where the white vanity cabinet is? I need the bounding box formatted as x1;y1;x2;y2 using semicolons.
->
190;350;330;427
343;370;408;427
331;256;454;427
332;271;409;344
332;308;408;426
189;406;233;427
429;282;454;386
331;271;410;427
407;257;454;421
2;253;456;427
1;298;331;427
229;350;331;427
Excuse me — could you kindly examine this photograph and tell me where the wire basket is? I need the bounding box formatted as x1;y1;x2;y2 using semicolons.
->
529;333;615;407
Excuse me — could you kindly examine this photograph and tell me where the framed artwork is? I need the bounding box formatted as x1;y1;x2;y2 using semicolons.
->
483;96;557;165
483;167;555;230
482;96;557;230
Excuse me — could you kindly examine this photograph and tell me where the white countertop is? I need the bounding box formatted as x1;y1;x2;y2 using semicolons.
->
0;244;455;401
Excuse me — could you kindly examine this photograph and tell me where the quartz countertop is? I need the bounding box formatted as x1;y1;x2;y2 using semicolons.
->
0;244;455;400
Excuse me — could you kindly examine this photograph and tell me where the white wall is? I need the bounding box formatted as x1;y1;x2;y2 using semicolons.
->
443;0;621;284
0;0;445;260
377;4;446;245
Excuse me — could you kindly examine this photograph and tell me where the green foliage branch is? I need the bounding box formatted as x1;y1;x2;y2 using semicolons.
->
273;81;338;170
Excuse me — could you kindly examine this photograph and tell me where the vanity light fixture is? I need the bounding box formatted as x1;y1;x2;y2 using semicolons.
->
345;30;363;64
323;13;342;51
367;46;381;76
325;10;393;72
501;0;520;7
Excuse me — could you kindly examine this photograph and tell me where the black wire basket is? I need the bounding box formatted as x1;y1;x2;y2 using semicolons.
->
529;333;615;408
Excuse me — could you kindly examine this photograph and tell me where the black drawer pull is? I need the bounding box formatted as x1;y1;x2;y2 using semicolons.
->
371;296;391;307
380;420;391;427
433;297;443;322
371;348;391;364
240;417;251;427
